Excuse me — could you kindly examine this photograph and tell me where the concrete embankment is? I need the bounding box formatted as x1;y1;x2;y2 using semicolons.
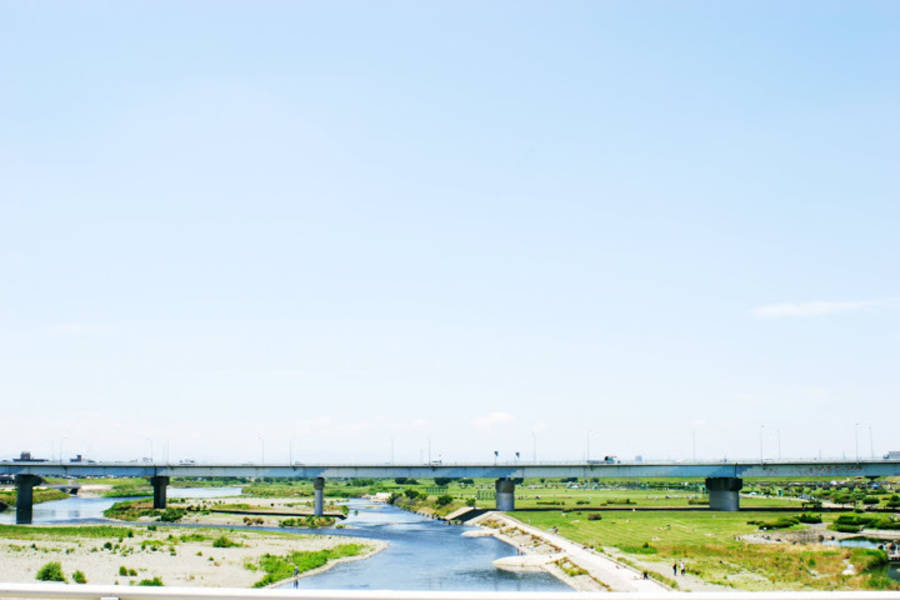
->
468;511;669;592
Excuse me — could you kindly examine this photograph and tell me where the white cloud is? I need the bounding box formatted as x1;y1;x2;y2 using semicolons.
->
472;411;514;429
751;300;886;319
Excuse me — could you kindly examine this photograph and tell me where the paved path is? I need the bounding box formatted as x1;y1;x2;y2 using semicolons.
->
473;512;669;592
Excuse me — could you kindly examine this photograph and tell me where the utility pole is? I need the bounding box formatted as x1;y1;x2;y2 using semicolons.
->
586;430;590;462
759;425;764;462
777;428;782;460
869;425;874;459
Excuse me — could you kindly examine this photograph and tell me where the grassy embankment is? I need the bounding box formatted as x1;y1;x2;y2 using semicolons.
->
0;488;71;507
252;544;367;587
103;499;338;528
511;509;899;590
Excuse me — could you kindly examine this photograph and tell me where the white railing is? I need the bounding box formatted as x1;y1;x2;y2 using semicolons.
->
2;585;900;600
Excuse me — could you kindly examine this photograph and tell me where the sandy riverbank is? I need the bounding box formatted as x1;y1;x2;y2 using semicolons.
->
0;524;385;587
469;512;667;592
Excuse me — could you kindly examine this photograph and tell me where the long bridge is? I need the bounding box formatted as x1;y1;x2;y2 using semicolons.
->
3;459;899;524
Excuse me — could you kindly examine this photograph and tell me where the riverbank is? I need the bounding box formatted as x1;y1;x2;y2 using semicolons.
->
0;523;385;587
469;511;667;592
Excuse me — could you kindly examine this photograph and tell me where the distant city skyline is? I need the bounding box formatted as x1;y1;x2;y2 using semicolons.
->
1;2;898;464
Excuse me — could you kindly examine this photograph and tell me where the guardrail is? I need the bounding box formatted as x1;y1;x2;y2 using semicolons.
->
2;585;900;600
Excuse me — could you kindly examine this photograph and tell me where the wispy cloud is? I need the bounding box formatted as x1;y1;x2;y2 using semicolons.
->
751;300;887;319
472;411;514;429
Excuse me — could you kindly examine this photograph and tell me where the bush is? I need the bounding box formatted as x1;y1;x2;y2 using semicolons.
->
434;478;453;486
157;508;185;522
586;513;603;520
747;516;799;530
72;570;87;584
436;494;453;507
213;536;241;548
404;489;420;500
36;561;66;582
138;577;164;586
119;565;128;576
798;513;823;524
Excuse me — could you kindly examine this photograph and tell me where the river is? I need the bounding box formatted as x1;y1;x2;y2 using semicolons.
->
0;490;569;591
275;499;568;591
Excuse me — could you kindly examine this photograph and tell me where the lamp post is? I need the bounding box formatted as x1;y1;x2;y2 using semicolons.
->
759;425;765;462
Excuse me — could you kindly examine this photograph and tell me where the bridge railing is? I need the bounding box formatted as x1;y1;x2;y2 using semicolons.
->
2;584;900;600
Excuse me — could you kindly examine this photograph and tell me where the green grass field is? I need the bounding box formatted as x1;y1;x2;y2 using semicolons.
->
511;509;899;590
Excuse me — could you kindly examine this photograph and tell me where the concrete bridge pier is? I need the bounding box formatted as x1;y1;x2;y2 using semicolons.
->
313;477;325;516
706;477;742;511
15;474;42;524
495;477;515;511
150;476;170;509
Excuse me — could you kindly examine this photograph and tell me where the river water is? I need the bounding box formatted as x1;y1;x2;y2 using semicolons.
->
0;490;569;591
0;486;242;524
275;499;568;591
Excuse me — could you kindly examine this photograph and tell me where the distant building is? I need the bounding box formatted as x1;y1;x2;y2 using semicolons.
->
885;451;900;460
13;451;47;462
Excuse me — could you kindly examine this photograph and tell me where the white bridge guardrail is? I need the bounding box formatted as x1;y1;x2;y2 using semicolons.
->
2;585;900;600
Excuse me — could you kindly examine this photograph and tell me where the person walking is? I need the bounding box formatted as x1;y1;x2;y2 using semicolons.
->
672;562;677;576
680;560;686;576
293;566;299;588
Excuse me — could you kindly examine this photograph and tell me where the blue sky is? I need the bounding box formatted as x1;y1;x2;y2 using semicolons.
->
1;1;898;463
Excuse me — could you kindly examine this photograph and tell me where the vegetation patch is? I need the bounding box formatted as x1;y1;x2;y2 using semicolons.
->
279;516;335;528
212;535;241;548
252;544;368;587
35;561;66;582
0;489;70;506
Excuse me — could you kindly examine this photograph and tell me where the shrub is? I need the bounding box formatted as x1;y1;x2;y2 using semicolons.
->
586;513;603;520
36;561;66;582
434;477;453;486
404;489;420;500
72;570;87;584
138;577;164;586
118;565;128;576
212;536;240;548
436;495;453;507
798;513;823;523
157;508;185;522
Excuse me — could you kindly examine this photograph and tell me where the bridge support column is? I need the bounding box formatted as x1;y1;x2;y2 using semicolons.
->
495;478;515;511
705;477;742;511
313;477;325;516
150;476;169;509
15;474;42;524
